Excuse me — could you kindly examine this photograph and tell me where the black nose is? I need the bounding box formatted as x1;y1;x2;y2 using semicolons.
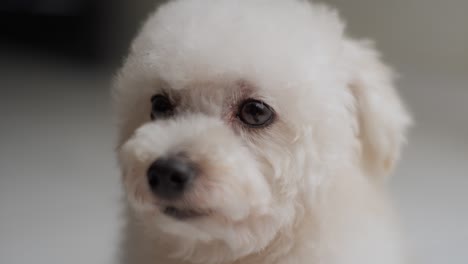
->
147;156;196;200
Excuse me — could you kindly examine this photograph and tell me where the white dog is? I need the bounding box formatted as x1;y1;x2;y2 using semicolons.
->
113;0;411;263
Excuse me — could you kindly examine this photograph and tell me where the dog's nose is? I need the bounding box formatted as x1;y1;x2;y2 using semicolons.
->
147;156;196;200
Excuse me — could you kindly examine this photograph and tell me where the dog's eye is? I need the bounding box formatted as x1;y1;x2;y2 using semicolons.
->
151;95;173;119
238;99;275;127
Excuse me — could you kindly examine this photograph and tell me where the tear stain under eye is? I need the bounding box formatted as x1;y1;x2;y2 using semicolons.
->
221;80;258;124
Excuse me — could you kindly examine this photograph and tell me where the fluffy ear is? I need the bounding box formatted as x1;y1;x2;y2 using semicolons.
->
344;39;411;179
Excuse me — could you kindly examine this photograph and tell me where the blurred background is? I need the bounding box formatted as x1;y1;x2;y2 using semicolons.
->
0;0;466;263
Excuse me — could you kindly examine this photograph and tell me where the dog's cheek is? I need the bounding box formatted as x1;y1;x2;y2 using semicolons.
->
117;125;171;212
213;172;270;221
188;148;272;221
118;150;154;212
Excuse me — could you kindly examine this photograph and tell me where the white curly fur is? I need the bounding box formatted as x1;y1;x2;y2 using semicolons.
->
113;0;411;263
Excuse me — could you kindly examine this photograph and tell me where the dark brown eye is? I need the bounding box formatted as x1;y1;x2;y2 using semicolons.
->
238;99;274;127
151;95;173;119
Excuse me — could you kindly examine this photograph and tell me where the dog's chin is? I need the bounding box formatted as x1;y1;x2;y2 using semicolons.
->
162;206;211;220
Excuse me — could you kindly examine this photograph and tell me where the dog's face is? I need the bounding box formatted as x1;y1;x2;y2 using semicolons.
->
114;0;410;261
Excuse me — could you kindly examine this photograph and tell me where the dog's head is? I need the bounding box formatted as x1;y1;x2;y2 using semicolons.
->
114;0;410;262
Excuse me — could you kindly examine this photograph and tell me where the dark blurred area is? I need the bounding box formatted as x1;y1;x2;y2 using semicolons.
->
0;0;160;65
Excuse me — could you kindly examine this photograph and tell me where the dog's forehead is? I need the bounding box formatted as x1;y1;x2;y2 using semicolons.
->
127;0;345;89
164;79;265;108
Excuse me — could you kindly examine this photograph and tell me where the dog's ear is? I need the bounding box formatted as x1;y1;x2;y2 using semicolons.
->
345;39;411;179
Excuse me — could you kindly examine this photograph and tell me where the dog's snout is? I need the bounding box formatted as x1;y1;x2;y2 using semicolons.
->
147;156;196;200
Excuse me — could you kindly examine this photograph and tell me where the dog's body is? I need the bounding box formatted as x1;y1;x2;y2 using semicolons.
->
113;1;411;263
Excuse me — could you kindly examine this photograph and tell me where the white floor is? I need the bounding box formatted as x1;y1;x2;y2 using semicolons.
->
0;52;467;264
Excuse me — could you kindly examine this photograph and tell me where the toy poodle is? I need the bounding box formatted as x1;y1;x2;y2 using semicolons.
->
113;0;411;263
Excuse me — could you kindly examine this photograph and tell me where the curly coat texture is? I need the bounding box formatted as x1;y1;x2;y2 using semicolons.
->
113;0;411;263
